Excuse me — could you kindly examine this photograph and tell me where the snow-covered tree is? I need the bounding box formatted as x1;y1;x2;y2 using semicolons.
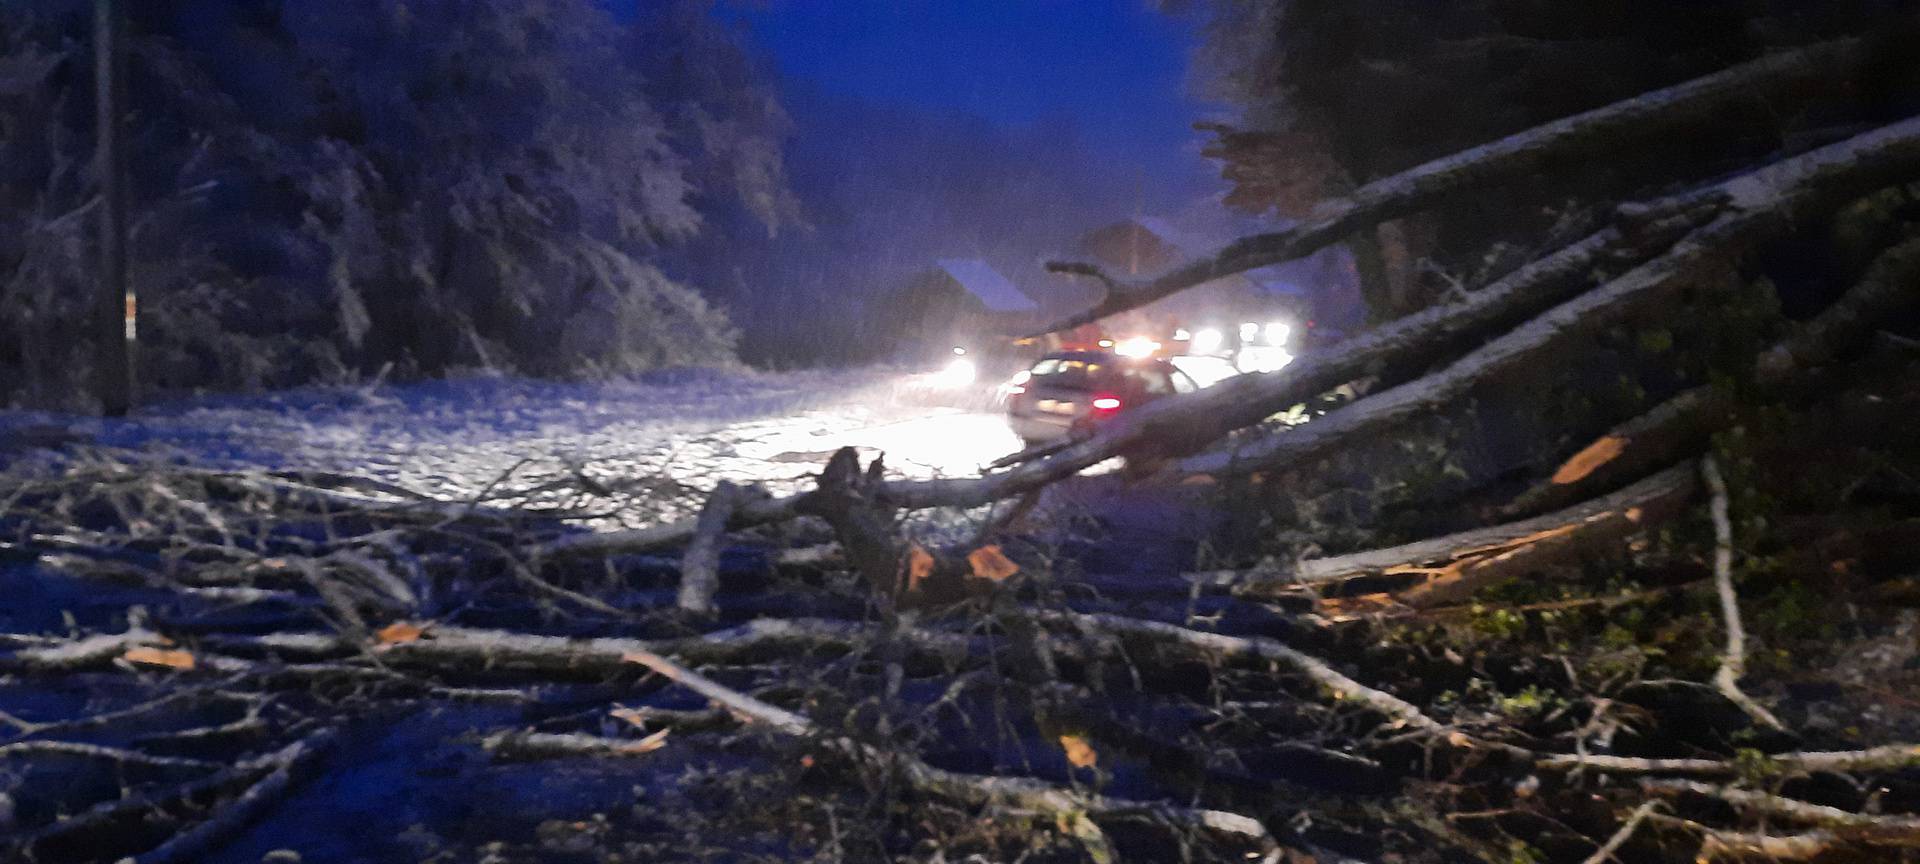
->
0;0;796;406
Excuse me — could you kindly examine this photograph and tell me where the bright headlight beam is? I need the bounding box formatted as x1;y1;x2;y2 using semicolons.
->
933;357;976;388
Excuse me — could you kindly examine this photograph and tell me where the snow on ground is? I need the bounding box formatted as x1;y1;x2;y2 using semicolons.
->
0;367;1027;530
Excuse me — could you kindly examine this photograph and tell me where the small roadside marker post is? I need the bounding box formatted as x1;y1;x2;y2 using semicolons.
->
94;0;134;416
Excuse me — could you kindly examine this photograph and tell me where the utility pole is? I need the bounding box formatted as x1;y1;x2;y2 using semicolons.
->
94;0;133;416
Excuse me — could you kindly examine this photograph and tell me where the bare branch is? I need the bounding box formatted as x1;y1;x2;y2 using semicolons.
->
1580;800;1660;864
616;639;1277;846
1702;455;1787;731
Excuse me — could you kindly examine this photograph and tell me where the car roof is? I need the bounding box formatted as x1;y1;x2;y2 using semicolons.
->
1036;349;1167;366
1034;351;1174;370
1038;350;1115;362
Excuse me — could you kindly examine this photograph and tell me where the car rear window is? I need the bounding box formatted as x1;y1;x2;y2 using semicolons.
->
1028;358;1104;390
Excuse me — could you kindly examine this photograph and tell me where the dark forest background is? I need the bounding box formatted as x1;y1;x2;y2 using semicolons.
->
1186;0;1918;321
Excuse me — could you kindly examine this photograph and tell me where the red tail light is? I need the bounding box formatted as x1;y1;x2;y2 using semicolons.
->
1090;395;1122;412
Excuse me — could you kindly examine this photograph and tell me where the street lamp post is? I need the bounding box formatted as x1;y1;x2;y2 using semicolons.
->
94;0;133;416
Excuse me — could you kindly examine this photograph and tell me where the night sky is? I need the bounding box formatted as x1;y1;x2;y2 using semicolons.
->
728;0;1225;208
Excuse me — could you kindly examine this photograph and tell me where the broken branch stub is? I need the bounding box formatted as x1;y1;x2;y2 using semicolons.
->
677;480;752;616
795;447;906;599
1248;462;1698;607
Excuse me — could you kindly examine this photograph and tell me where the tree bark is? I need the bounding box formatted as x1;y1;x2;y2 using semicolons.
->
1503;233;1920;518
677;480;747;615
529;110;1920;566
1245;463;1697;607
1179;116;1920;479
529;195;1716;561
1030;36;1897;336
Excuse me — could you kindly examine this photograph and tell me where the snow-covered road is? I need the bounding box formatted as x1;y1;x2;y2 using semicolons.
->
1;367;1027;528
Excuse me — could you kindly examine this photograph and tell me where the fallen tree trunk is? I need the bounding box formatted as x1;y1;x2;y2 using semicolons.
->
527;195;1718;561
1245;462;1697;606
1029;36;1897;335
6;618;973;677
531;113;1918;582
1503;234;1920;517
1179;115;1920;479
369;619;970;673
1502;388;1723;519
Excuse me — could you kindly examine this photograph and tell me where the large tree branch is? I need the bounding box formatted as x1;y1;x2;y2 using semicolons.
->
1503;233;1920;517
529;108;1920;566
1245;462;1697;607
527;195;1716;561
1179;115;1920;478
1032;37;1892;335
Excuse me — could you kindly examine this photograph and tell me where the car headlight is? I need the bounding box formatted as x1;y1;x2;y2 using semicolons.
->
934;357;976;387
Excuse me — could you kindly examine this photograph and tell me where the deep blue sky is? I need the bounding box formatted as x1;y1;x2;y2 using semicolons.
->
726;0;1225;208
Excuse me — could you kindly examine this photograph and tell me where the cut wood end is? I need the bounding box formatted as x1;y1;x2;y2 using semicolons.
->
375;621;429;645
122;646;195;670
1059;733;1098;768
1551;435;1628;485
1316;592;1400;620
967;544;1020;582
618;727;671;754
906;544;935;592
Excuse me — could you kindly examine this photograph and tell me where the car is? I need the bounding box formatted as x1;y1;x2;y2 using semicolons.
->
1003;350;1200;446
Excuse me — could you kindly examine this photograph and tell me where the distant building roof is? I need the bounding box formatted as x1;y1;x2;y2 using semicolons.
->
1129;216;1209;258
935;258;1036;312
1241;264;1310;297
